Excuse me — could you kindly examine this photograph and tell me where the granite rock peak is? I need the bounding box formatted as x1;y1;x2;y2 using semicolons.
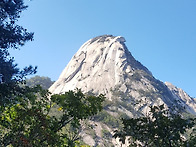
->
49;35;196;146
50;35;196;114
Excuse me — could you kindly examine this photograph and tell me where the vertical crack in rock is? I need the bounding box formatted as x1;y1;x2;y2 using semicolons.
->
64;51;87;83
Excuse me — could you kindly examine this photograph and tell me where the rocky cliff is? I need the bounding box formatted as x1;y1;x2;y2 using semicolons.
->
49;35;196;146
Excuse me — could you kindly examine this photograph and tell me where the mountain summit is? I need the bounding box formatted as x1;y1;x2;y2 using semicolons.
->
49;35;151;98
49;35;196;115
49;35;196;146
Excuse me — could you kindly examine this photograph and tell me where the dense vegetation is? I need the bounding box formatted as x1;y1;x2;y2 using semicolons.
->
0;0;36;105
114;105;196;147
0;87;105;146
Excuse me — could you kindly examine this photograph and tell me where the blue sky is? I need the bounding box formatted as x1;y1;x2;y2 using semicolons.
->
10;0;196;98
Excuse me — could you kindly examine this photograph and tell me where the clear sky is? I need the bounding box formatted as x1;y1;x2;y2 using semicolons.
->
10;0;196;98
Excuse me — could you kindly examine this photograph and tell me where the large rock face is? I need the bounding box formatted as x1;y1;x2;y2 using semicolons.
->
49;35;196;146
50;35;195;114
50;35;151;98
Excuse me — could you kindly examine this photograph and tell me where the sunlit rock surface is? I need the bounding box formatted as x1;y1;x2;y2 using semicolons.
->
50;35;150;97
49;35;196;146
50;35;195;114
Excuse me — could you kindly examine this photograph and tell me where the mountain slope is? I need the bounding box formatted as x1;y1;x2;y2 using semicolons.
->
49;35;196;146
49;35;195;115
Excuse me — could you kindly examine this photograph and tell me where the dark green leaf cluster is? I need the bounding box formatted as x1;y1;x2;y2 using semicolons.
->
0;88;105;146
0;0;33;49
0;61;37;104
114;105;196;147
0;0;36;104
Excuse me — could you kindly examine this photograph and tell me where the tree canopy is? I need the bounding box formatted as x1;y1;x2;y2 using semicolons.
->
0;0;36;104
0;88;105;146
114;105;196;147
26;75;54;90
0;0;33;50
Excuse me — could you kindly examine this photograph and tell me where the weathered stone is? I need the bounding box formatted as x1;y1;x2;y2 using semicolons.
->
49;35;196;146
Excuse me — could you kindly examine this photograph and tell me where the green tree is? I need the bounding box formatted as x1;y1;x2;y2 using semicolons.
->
114;105;196;147
0;88;105;146
0;0;33;50
0;0;36;104
0;1;105;146
26;75;54;89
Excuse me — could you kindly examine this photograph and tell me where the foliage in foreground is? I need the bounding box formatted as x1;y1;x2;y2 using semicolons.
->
0;87;105;146
114;105;196;147
0;0;36;105
0;1;105;146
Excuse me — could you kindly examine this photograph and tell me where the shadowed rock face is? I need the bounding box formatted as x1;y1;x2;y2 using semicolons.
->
49;35;196;115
